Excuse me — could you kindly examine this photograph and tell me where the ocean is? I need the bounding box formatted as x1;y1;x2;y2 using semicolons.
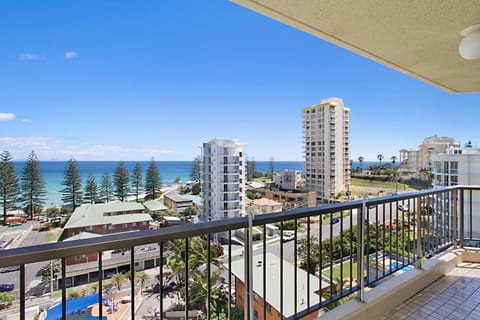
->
12;160;378;207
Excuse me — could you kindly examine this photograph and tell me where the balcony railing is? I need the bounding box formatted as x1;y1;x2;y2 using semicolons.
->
0;186;479;320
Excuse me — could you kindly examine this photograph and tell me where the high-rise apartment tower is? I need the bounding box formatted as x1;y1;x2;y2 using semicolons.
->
302;97;351;201
201;138;246;221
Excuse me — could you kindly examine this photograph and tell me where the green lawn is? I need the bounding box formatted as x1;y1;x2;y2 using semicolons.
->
323;261;363;280
44;228;62;243
351;178;415;191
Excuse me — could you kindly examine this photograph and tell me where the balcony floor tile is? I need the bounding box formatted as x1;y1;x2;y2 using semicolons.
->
384;264;480;320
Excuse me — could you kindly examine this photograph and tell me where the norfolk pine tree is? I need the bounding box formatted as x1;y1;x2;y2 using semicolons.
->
61;158;83;209
190;154;202;181
145;158;161;200
100;172;113;203
131;162;143;202
0;150;19;223
114;161;130;201
84;174;98;204
21;151;46;219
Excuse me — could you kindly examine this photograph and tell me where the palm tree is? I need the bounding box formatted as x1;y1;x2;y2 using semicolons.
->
111;273;125;291
391;156;398;192
136;271;149;294
377;154;384;166
357;156;364;174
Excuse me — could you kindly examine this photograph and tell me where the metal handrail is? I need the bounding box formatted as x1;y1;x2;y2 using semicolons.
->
1;185;479;320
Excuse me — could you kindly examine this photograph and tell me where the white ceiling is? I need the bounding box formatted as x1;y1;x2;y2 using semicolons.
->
232;0;480;93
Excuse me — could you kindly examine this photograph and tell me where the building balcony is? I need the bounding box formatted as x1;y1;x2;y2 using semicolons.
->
1;186;480;320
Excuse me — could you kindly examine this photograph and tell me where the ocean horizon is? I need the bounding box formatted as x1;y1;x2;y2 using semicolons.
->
12;160;379;207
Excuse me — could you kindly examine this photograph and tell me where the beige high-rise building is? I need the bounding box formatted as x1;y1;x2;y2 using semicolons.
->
399;135;460;173
302;97;351;201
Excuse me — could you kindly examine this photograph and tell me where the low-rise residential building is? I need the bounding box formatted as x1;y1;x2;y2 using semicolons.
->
248;188;317;210
246;198;283;215
63;202;152;238
400;135;460;173
229;252;327;320
143;199;168;212
273;170;302;191
163;192;193;213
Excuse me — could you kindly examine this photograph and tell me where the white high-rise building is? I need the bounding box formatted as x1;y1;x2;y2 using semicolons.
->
432;141;480;187
302;97;351;201
431;141;480;237
201;138;246;221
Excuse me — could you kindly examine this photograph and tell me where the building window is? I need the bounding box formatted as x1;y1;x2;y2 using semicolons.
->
131;222;137;227
109;225;115;230
75;255;86;261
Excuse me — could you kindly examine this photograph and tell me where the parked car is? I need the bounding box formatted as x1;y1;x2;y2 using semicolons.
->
282;231;295;242
4;216;26;226
398;204;409;212
331;217;340;224
0;284;14;292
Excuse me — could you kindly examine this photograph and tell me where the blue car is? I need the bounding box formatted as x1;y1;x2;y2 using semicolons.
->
331;217;340;224
0;284;14;292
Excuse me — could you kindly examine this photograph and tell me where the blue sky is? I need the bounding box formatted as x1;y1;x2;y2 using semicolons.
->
1;0;479;162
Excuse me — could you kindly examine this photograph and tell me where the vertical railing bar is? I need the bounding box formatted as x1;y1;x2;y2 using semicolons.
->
401;200;405;268
228;230;232;320
339;210;344;294
185;238;189;320
159;241;164;319
280;221;284;318
306;217;310;308
389;202;392;273
245;211;253;320
375;206;379;280
453;190;458;248
20;264;25;320
416;196;422;269
98;252;103;320
329;211;334;301
263;223;267;320
459;189;464;248
61;257;66;320
294;218;298;316
357;198;365;303
207;234;212;320
445;192;449;245
365;206;369;285
469;190;473;240
382;203;386;274
349;208;353;291
395;200;399;269
318;215;323;299
131;247;135;320
436;194;443;248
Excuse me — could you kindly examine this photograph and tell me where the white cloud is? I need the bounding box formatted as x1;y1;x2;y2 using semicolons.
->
64;51;78;60
0;136;55;149
21;118;32;123
18;53;41;61
0;113;15;121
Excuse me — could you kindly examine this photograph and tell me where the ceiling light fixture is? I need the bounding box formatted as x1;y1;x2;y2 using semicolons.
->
459;24;480;60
